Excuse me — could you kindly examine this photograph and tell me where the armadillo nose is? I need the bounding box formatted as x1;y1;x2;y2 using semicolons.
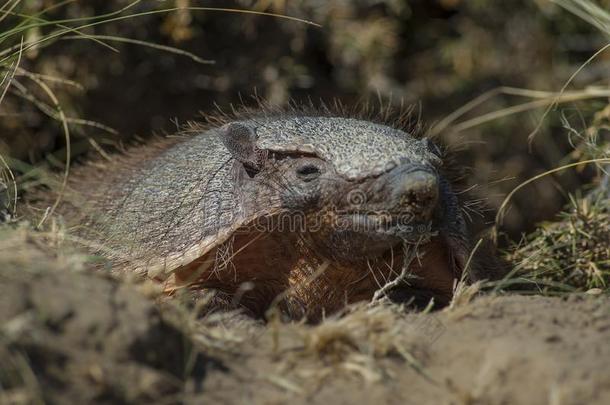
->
394;168;439;210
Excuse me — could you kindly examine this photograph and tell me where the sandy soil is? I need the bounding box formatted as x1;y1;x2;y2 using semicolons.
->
1;256;609;405
201;294;610;405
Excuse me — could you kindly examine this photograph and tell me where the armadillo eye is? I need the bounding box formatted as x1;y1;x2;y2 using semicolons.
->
296;163;322;182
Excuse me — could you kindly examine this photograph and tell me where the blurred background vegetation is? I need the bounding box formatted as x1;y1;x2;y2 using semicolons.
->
0;0;609;241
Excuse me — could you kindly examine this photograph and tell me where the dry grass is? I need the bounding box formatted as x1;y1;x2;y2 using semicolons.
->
493;95;609;294
289;302;433;382
507;192;610;293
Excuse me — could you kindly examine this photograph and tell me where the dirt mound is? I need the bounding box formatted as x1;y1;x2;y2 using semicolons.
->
1;230;608;404
0;263;222;404
199;295;610;405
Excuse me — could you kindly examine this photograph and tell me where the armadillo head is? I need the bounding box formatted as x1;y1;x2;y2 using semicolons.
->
220;116;469;269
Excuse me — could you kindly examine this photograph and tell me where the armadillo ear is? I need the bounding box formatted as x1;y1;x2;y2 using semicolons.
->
219;122;267;171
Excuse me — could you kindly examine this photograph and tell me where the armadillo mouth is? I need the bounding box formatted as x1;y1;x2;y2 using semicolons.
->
337;213;435;242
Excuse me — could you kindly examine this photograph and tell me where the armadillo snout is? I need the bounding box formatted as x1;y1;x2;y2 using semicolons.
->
390;166;439;217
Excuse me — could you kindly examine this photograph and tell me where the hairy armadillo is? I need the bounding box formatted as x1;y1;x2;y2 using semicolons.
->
67;108;497;321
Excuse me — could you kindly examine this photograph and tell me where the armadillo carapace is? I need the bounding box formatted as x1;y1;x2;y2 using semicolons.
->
72;111;476;320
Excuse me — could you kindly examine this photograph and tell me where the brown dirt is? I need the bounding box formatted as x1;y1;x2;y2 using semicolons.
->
0;261;224;404
199;294;610;405
1;236;608;404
